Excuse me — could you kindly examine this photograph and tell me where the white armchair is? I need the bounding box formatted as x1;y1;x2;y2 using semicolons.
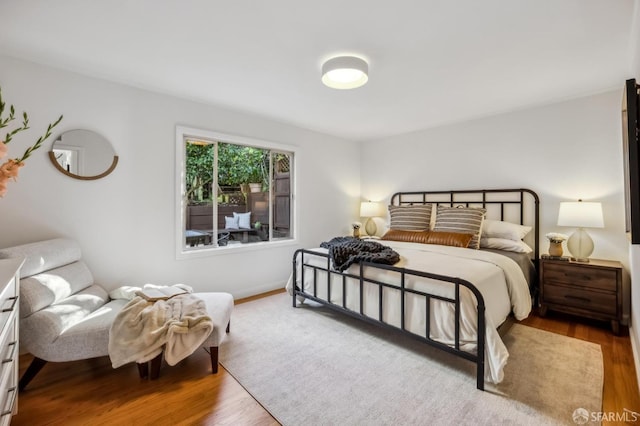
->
0;238;129;390
0;238;234;389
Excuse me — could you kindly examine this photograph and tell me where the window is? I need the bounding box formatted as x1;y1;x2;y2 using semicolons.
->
176;126;294;255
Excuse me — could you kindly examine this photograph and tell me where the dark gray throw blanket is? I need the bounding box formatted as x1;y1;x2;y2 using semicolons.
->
320;237;400;272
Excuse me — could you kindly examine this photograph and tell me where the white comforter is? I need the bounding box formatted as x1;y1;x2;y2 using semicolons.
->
286;240;532;384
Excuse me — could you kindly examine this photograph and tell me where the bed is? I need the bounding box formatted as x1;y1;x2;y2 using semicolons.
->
286;188;539;390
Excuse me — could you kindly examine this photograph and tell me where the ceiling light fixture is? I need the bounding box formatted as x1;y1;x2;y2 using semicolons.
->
321;56;369;89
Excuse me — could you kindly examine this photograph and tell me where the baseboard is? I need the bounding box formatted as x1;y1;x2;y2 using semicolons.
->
236;288;285;304
232;280;286;301
630;324;640;395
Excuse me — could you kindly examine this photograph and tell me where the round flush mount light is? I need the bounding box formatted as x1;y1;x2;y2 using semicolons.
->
321;56;369;89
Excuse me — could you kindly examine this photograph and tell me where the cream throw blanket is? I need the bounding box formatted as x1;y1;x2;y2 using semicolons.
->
109;293;214;368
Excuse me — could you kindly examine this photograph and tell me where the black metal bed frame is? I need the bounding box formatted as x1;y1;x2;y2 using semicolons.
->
292;188;539;391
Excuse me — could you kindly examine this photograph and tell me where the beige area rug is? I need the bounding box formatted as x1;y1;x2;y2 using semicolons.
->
219;292;603;426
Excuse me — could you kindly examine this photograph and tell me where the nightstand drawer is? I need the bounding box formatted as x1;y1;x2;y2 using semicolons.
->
543;284;616;315
542;263;617;292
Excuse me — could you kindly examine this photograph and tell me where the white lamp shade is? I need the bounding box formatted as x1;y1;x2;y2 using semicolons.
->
322;56;368;89
360;201;384;218
557;201;604;228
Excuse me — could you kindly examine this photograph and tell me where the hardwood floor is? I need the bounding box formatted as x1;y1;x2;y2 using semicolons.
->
12;290;640;426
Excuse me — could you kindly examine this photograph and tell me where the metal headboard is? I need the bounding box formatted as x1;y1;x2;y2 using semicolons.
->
390;188;540;263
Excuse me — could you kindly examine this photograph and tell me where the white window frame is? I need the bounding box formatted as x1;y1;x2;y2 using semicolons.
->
175;125;297;259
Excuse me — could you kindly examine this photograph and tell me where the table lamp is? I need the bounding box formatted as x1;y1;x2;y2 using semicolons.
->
557;200;604;262
360;201;384;236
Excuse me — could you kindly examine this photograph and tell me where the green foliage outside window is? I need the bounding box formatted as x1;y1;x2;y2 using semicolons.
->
185;141;269;203
217;143;268;187
186;142;213;202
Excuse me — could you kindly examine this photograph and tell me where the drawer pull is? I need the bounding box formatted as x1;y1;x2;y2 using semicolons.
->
2;341;16;364
1;297;18;313
564;295;591;303
1;387;16;416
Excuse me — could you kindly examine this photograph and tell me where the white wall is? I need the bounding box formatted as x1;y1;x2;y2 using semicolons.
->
361;90;630;321
0;56;361;298
627;0;640;393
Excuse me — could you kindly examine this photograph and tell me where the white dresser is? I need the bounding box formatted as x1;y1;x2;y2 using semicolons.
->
0;258;22;426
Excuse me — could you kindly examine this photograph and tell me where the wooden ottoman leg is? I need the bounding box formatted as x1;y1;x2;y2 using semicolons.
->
210;346;219;374
149;353;162;380
210;321;230;373
137;362;149;379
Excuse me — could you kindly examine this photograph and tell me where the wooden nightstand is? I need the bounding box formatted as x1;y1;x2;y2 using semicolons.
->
539;257;623;335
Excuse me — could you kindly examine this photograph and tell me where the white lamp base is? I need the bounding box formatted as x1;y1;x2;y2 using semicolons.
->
364;217;377;236
566;227;594;262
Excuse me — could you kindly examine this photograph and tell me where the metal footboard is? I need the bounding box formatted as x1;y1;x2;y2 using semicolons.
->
292;248;487;390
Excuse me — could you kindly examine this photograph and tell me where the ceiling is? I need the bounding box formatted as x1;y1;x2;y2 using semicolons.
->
0;1;637;142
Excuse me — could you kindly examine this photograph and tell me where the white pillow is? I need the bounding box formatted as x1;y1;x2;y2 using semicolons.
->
233;211;252;229
482;219;531;241
225;216;239;230
480;237;532;254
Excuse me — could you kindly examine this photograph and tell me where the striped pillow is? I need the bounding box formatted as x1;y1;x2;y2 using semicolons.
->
433;206;486;249
388;204;432;231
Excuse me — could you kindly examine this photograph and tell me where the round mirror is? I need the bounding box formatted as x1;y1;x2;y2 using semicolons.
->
49;129;118;180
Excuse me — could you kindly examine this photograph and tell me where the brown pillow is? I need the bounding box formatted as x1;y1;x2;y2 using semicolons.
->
381;229;473;248
382;229;432;244
426;231;474;248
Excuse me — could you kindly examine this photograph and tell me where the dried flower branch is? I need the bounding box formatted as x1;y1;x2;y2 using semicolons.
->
0;86;63;197
15;114;63;162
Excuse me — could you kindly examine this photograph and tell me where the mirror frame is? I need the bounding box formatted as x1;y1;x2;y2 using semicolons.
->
48;151;118;180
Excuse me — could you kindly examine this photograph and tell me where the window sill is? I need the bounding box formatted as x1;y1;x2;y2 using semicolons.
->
176;238;298;260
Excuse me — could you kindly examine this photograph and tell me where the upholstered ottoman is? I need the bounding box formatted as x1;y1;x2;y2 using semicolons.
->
194;292;234;373
137;291;234;379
